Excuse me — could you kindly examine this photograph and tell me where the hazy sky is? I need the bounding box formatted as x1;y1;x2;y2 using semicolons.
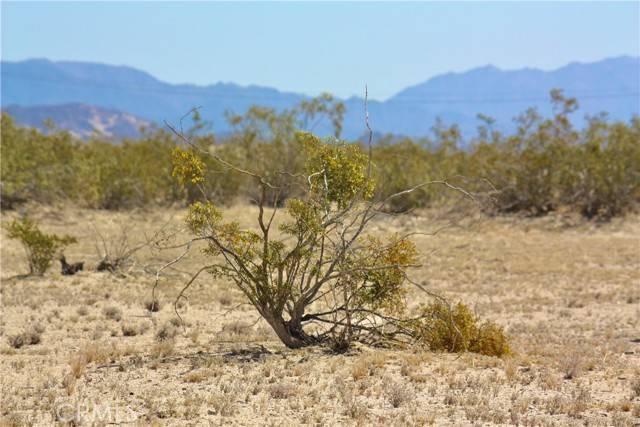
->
2;1;638;100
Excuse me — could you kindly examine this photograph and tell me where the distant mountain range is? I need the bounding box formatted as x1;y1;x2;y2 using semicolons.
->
3;103;150;139
2;56;638;140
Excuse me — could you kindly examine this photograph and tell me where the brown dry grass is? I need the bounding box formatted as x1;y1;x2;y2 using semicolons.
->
1;204;639;426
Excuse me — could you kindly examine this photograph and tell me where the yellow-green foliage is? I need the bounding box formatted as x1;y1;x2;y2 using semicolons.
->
373;139;433;212
354;236;418;316
1;114;77;206
4;217;77;275
172;147;206;186
301;132;375;208
0;115;179;209
412;301;510;357
564;117;640;219
174;133;428;349
1;90;638;219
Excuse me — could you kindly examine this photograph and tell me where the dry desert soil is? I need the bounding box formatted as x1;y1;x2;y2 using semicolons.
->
1;205;639;426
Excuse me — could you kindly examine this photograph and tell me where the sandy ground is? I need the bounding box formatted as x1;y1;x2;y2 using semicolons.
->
1;204;639;426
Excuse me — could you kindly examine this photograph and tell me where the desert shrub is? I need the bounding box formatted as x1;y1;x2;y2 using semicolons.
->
412;300;510;356
8;327;42;349
73;132;179;209
155;322;178;342
1;113;181;209
144;299;161;312
468;91;639;219
385;381;413;408
103;306;122;321
373;123;470;212
4;217;76;275
269;382;298;400
563;116;640;219
470;92;578;216
373;138;432;212
189;140;247;205
168;125;510;354
2;91;636;219
121;322;145;337
0;114;78;207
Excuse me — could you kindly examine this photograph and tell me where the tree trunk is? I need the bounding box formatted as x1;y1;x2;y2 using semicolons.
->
261;311;309;349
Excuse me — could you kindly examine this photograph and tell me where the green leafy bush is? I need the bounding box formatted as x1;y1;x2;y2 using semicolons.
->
4;217;77;275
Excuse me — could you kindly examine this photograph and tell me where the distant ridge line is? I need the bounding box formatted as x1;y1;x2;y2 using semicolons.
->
3;71;638;105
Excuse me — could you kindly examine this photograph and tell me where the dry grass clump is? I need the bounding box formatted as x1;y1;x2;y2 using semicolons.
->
1;412;24;427
151;341;175;358
351;352;388;380
184;370;207;383
221;321;252;336
559;353;584;380
413;301;510;356
351;359;370;380
61;372;76;396
80;341;130;365
269;382;297;400
218;294;233;306
630;376;640;398
344;398;369;421
208;392;237;416
121;322;147;337
68;354;88;379
103;306;122;321
7;326;42;349
385;380;413;408
155;322;178;342
144;299;161;312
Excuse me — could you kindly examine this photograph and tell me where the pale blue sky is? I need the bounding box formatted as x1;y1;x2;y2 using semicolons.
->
2;1;638;100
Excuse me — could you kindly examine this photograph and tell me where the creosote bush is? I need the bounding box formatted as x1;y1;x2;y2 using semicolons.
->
4;216;76;275
168;123;509;354
2;91;638;219
411;301;510;357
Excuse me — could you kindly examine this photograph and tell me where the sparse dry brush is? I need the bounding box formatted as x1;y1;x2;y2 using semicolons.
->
163;103;509;355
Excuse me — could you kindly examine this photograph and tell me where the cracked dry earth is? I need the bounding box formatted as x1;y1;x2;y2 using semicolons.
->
1;205;639;426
